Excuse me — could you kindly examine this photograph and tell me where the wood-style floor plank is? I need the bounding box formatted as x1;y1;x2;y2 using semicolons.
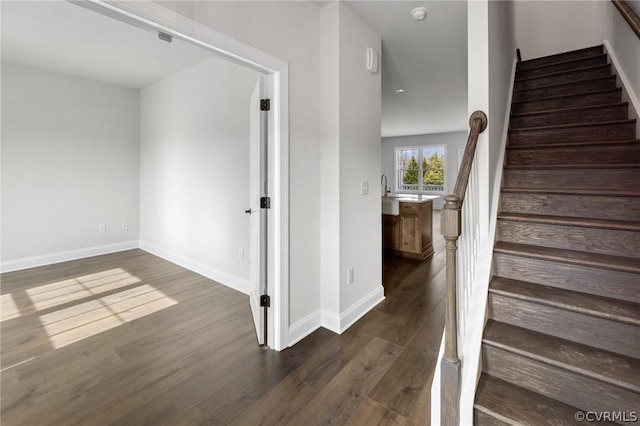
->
225;329;363;426
1;211;445;425
345;397;408;426
285;337;404;426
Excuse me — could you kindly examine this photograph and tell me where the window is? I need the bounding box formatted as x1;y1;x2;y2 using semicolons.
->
395;145;445;193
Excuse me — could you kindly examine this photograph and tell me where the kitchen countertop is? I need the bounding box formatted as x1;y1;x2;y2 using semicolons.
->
382;194;440;204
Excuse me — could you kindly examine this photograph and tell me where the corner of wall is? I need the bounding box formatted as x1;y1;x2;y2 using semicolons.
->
288;309;323;346
338;285;384;333
313;285;384;337
139;240;250;296
318;0;383;341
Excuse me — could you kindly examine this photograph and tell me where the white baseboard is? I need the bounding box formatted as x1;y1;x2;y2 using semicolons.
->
0;240;139;273
320;309;341;334
288;309;322;346
289;286;385;345
339;285;385;333
138;240;250;296
320;285;385;335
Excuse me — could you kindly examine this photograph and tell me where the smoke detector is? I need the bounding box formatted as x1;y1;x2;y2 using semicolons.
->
410;7;427;21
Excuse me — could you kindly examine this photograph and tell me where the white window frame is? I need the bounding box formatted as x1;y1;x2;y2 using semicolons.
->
394;145;446;194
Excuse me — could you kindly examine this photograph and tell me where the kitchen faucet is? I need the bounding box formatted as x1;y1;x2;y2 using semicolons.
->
381;174;390;195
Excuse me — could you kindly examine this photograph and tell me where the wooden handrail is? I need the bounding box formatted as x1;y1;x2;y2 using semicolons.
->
453;111;489;202
440;110;487;426
443;110;487;361
612;0;640;39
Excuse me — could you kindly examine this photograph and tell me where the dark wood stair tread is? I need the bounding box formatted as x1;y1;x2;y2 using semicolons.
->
500;187;640;197
493;241;640;273
517;45;603;70
497;212;640;231
509;119;636;133
512;78;618;105
510;102;628;119
515;64;611;87
511;87;623;114
490;277;640;327
516;53;608;75
507;139;639;150
514;75;616;94
483;320;640;393
511;87;622;106
504;163;640;170
475;375;610;425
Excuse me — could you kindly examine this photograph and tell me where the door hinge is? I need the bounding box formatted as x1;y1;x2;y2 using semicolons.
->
260;196;271;209
260;295;271;307
260;99;271;111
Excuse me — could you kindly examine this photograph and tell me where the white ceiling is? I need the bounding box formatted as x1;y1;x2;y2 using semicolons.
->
1;0;213;89
1;0;467;137
346;1;468;137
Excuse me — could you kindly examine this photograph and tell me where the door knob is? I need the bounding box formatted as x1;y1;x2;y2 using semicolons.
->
245;209;252;214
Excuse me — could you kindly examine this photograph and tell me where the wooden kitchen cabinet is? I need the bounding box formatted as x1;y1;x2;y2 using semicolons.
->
383;199;434;261
383;214;399;250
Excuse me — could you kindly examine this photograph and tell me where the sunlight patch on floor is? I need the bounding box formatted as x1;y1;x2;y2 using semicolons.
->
1;269;143;322
40;284;178;349
0;293;21;322
25;268;141;311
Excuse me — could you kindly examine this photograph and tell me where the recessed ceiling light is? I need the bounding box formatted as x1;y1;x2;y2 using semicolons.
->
401;125;407;128
395;88;405;93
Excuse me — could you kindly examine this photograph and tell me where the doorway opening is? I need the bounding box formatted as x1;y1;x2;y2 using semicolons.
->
2;0;290;350
75;0;290;350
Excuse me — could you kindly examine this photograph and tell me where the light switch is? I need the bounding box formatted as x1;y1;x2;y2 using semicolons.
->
361;180;369;195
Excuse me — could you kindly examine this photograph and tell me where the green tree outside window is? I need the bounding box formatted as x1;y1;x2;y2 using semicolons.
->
403;156;419;184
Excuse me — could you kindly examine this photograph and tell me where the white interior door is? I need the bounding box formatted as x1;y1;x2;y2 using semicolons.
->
249;78;267;345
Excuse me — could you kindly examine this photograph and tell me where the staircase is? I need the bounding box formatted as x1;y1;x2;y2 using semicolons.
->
475;45;640;424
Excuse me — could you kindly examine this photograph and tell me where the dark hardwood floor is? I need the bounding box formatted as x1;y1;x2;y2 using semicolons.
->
1;211;445;425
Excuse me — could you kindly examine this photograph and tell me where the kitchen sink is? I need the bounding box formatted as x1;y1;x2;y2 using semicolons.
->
382;196;399;216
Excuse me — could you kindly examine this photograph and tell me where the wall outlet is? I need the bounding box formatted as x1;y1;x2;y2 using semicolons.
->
360;181;369;195
347;267;354;284
238;248;244;261
98;224;106;233
121;221;128;230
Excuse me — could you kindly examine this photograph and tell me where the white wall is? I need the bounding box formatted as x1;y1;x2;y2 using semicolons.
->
337;3;383;321
139;57;259;289
318;2;383;333
381;132;468;210
157;1;322;328
489;0;517;207
513;1;604;60
604;0;640;123
1;62;139;270
320;2;341;319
